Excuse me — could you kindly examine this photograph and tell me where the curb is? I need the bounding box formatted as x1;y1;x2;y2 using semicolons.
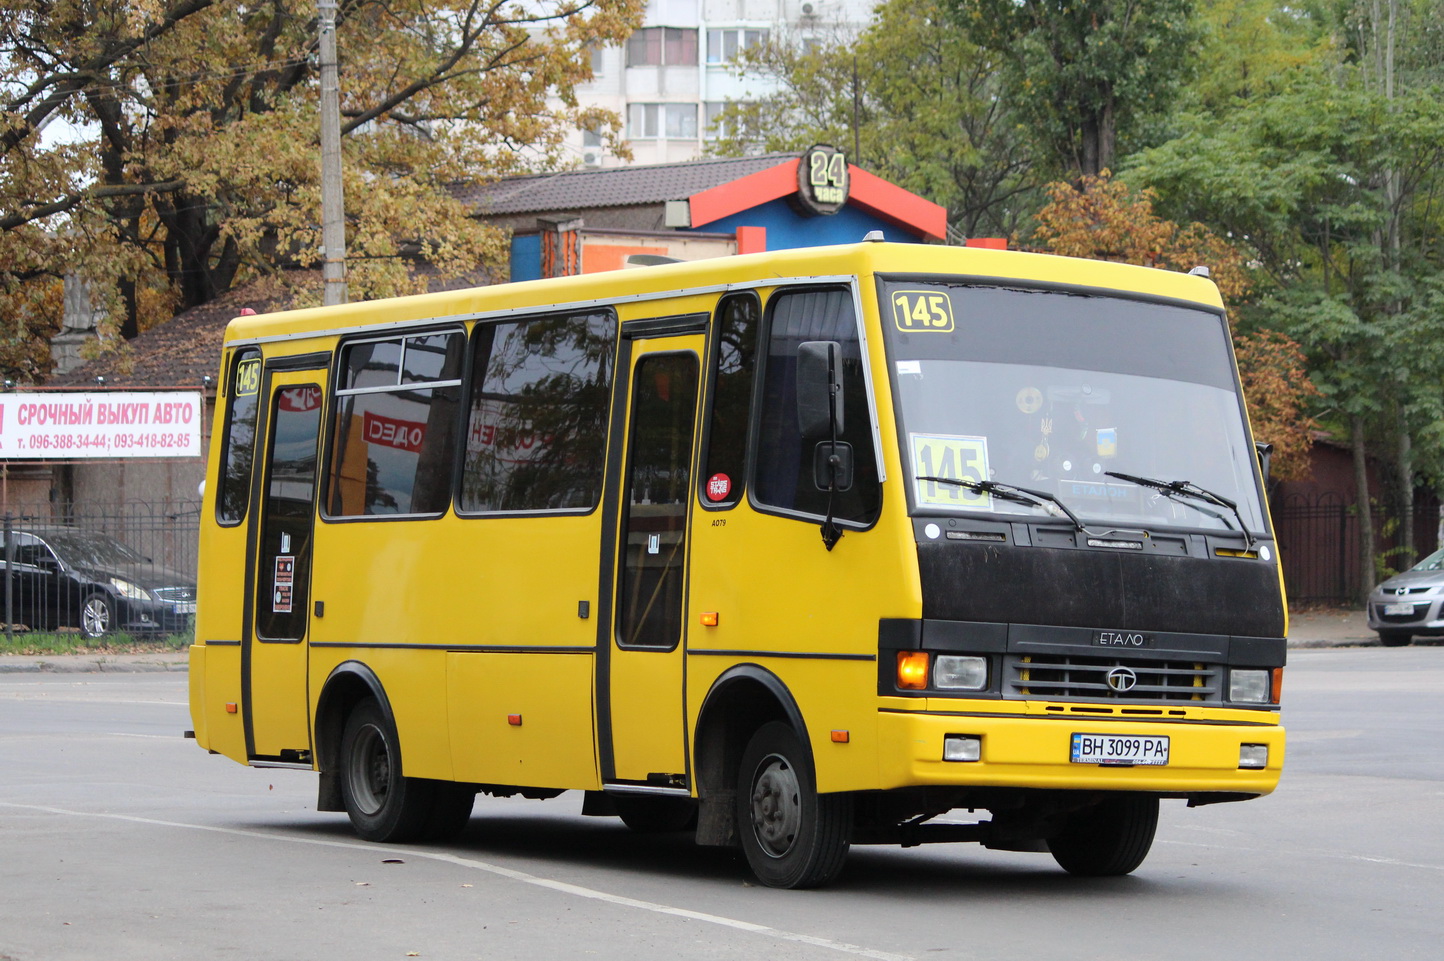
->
0;656;188;674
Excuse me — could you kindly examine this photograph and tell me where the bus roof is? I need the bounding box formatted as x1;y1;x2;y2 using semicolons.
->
221;242;1227;346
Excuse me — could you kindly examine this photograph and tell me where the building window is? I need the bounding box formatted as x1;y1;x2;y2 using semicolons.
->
706;28;768;64
704;101;749;141
626;27;698;67
583;127;603;148
628;102;698;140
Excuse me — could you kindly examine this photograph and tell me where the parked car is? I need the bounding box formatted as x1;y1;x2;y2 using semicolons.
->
1366;546;1444;647
1;527;196;638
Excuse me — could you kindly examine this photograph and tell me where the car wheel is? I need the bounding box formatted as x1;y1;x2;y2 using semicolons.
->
613;795;698;833
735;721;852;889
80;593;114;639
339;698;436;842
1377;631;1412;647
1048;794;1158;877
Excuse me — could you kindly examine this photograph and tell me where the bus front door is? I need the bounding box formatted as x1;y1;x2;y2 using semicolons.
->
602;333;702;788
244;367;325;763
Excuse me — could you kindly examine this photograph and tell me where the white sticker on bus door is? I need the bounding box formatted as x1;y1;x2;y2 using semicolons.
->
911;433;991;509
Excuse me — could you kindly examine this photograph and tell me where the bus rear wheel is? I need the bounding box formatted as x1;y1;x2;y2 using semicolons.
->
1048;794;1158;877
736;721;851;889
340;699;440;842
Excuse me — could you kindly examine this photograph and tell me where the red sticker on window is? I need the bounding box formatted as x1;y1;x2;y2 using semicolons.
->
706;473;732;501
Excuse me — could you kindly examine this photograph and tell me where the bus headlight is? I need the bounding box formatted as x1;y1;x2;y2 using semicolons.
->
934;655;987;691
1229;669;1270;703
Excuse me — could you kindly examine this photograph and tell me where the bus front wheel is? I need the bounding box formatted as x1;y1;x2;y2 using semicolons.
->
736;721;851;889
340;699;440;842
1048;794;1158;876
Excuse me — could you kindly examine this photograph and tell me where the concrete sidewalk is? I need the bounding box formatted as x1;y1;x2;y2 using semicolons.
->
0;609;1382;674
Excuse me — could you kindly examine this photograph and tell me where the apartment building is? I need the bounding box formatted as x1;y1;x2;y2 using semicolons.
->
573;0;878;167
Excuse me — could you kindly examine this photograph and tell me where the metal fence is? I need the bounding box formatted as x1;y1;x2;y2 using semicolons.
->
1272;492;1439;606
2;501;200;637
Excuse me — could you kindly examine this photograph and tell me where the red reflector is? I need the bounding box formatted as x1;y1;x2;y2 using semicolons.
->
507;714;522;726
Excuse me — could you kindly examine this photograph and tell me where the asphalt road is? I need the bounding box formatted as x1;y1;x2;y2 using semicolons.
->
2;646;1441;961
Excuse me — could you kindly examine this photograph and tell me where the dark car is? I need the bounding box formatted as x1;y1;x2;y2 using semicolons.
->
1;527;196;638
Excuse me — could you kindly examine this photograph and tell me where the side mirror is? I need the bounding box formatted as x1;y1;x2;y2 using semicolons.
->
797;341;844;439
1255;441;1274;487
813;441;854;491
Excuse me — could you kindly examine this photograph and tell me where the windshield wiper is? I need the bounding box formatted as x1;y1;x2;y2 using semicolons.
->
1104;471;1256;550
915;476;1086;533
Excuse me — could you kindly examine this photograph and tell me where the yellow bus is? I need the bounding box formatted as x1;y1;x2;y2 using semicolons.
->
189;240;1286;888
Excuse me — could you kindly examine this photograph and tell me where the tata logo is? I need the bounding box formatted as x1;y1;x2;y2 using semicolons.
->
1106;667;1139;693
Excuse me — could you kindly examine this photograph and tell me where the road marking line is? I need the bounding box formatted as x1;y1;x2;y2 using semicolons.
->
1159;839;1444;872
0;802;915;961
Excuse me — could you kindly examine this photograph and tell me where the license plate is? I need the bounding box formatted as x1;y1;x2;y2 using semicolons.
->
173;602;196;615
1383;601;1416;616
1070;733;1170;766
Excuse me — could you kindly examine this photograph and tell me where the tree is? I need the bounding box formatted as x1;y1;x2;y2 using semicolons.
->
1031;172;1320;480
708;0;1035;239
1;0;643;373
948;0;1200;180
1131;14;1444;595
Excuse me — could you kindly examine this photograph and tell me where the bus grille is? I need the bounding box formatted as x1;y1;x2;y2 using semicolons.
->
1004;654;1220;704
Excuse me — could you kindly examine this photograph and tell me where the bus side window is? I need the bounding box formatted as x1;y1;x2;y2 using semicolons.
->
217;349;263;525
699;293;759;509
753;288;880;524
459;311;615;514
326;331;464;517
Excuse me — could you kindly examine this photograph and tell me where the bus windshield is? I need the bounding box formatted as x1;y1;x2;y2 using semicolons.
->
879;279;1266;535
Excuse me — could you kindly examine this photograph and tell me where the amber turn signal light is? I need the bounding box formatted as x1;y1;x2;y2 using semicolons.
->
896;651;929;690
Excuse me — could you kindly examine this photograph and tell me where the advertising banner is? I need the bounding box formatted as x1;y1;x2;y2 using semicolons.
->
0;392;204;459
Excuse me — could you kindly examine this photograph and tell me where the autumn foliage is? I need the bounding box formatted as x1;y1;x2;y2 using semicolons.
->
1031;173;1316;480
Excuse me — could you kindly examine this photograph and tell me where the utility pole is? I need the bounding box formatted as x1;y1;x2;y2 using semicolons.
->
318;0;347;305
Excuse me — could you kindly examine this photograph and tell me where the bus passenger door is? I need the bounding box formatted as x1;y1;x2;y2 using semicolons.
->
602;331;702;787
244;367;325;763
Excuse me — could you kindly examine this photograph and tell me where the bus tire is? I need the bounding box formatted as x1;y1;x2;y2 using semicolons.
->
419;782;476;841
613;795;697;833
736;721;851;889
1048;794;1158;877
339;699;434;842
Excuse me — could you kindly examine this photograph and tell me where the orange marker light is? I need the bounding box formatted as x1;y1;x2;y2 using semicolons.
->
830;730;850;743
1271;668;1284;704
224;702;238;714
699;611;720;627
507;714;523;726
896;651;929;690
